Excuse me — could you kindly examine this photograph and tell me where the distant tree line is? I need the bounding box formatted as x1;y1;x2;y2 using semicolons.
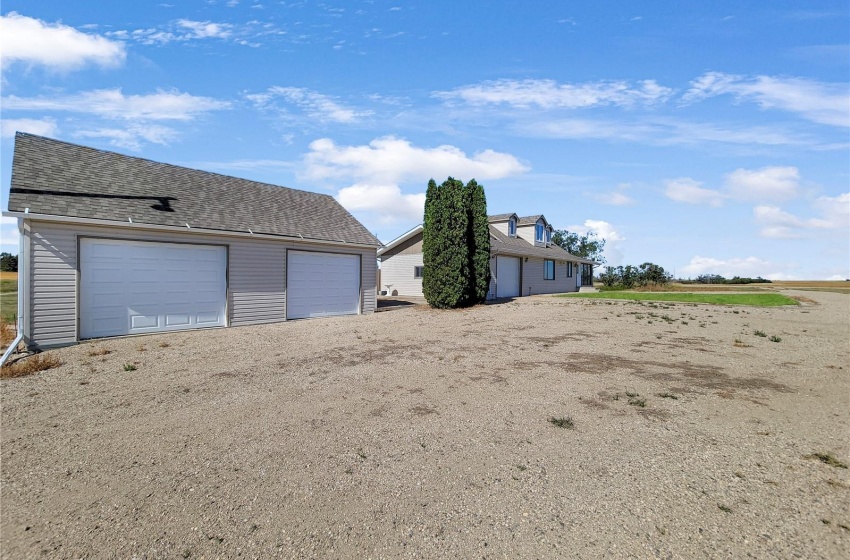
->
422;177;490;308
598;262;672;289
552;230;606;263
0;252;18;272
682;274;772;285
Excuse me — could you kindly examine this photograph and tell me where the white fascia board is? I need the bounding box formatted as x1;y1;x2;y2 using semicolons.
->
1;211;381;250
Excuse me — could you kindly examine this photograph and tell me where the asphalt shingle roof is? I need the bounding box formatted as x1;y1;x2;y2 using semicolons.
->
489;226;594;263
517;215;544;225
8;133;382;247
487;213;516;223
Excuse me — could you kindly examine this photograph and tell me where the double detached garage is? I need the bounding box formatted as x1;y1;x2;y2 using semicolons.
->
24;221;376;348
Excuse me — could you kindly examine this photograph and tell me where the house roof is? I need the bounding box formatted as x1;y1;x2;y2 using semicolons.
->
487;213;517;223
376;224;423;256
489;226;594;263
517;215;549;227
376;220;593;263
7;133;382;247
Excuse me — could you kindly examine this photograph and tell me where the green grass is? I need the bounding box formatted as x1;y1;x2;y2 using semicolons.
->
561;292;798;307
0;279;17;322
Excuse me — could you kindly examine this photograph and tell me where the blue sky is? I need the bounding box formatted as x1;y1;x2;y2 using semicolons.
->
1;1;848;279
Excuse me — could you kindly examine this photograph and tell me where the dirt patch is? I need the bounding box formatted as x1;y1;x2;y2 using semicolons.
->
1;291;847;559
563;352;791;394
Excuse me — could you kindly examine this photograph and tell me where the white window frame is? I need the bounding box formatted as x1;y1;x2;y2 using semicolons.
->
508;218;516;237
566;262;573;278
544;259;555;280
545;227;551;244
535;223;544;242
414;265;424;279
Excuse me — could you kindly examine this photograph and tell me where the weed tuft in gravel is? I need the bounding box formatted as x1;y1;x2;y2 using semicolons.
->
805;452;847;469
1;353;62;379
123;363;137;372
549;416;574;429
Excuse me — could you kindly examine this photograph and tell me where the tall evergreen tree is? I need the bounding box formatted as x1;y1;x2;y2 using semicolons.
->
422;177;470;308
466;179;490;304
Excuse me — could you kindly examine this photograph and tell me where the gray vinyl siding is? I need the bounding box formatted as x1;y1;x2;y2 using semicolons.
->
379;253;423;296
227;240;286;327
26;220;377;348
522;257;575;296
29;223;77;347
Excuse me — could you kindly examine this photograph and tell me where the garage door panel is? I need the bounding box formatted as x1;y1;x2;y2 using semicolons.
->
81;239;227;339
196;311;222;325
165;313;190;327
496;256;521;298
287;251;360;319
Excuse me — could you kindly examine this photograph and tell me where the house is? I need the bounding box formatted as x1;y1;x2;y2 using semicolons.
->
3;133;382;349
378;213;595;299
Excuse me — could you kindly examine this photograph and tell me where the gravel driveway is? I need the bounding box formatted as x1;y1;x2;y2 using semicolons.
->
2;291;848;559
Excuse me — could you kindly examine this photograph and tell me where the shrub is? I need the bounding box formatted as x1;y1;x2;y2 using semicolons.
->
422;177;490;308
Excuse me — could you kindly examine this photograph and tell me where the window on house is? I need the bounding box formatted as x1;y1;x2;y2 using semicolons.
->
566;262;573;277
508;218;516;236
545;228;551;244
544;259;555;280
535;223;544;242
414;266;424;279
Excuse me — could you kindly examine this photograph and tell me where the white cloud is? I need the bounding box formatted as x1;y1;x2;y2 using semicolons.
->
595;184;636;206
0;117;58;138
109;19;234;45
664;178;725;207
302;136;528;184
596;192;636;206
682;72;850;128
336;184;425;224
724;166;800;201
247;87;371;123
436;78;674;109
522;117;805;148
0;12;126;71
176;19;232;39
813;192;850;228
754;193;849;238
3;88;230;121
567;219;626;265
680;255;797;280
302;137;526;226
73;124;178;151
1;216;21;251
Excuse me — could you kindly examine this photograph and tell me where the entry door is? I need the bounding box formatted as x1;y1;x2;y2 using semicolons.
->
286;251;360;319
496;256;521;298
80;238;227;339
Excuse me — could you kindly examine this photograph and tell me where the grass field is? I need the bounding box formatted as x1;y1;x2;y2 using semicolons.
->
1;273;18;323
561;292;799;306
626;281;849;295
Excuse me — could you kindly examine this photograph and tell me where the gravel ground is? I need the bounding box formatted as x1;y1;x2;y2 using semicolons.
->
1;290;848;559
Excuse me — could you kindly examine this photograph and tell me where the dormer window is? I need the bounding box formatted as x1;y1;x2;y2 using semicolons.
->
545;227;552;244
508;218;516;237
535;223;544;242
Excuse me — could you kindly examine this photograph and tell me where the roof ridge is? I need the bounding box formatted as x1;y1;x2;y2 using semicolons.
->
14;132;332;199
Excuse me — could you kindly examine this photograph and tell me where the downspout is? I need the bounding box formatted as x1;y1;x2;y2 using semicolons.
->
0;217;25;367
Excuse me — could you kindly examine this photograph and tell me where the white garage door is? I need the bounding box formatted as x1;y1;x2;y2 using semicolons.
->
80;238;227;339
287;251;360;319
496;256;521;298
